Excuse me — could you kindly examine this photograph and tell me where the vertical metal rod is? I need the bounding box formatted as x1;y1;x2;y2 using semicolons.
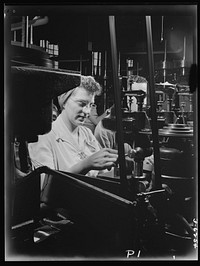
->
80;55;82;74
161;16;164;42
26;16;29;48
104;51;107;77
30;24;33;44
109;16;127;190
93;52;97;76
103;51;107;110
91;52;94;76
21;16;25;47
96;51;99;77
183;36;186;60
164;40;167;61
13;31;16;42
145;16;162;189
99;52;101;76
136;62;139;75
118;51;121;77
163;40;167;82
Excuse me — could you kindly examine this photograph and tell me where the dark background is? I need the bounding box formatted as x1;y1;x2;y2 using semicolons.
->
6;4;197;77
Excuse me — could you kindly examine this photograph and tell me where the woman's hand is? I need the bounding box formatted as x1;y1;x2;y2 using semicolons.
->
105;108;111;116
85;148;118;171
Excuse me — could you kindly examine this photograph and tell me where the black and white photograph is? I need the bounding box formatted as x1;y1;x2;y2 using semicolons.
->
4;3;198;261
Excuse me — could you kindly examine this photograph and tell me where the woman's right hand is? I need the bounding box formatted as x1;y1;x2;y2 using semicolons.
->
85;148;118;171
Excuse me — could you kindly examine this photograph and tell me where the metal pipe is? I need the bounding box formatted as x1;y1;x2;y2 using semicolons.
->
145;16;162;189
123;48;183;55
109;16;128;192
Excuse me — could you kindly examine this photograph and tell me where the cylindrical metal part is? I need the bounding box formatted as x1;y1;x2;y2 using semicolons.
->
145;16;162;189
25;16;29;48
109;16;127;190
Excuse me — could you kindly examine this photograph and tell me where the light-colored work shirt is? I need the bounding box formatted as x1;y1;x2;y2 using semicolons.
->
28;114;103;186
94;121;116;149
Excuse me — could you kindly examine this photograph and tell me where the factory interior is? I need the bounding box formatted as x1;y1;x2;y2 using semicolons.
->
5;4;198;261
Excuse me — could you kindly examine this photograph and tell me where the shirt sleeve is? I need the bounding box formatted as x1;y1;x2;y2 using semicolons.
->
28;134;56;189
28;134;55;170
94;122;115;149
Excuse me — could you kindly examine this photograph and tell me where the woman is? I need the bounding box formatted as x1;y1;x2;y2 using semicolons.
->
83;103;110;134
28;76;118;187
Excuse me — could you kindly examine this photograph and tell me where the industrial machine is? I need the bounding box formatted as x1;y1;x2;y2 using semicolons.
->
5;7;197;260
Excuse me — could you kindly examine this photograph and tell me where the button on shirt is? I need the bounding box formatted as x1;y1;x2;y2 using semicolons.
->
28;115;102;183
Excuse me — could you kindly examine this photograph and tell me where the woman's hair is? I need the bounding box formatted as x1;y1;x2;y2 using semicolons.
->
81;75;102;95
58;75;102;110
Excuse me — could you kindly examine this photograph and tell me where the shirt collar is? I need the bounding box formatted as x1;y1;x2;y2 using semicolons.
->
52;114;73;142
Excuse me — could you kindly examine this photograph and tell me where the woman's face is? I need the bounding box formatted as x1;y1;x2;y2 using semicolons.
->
62;86;95;130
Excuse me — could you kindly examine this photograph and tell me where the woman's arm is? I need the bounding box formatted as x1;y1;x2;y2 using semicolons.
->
69;148;118;175
89;109;110;125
